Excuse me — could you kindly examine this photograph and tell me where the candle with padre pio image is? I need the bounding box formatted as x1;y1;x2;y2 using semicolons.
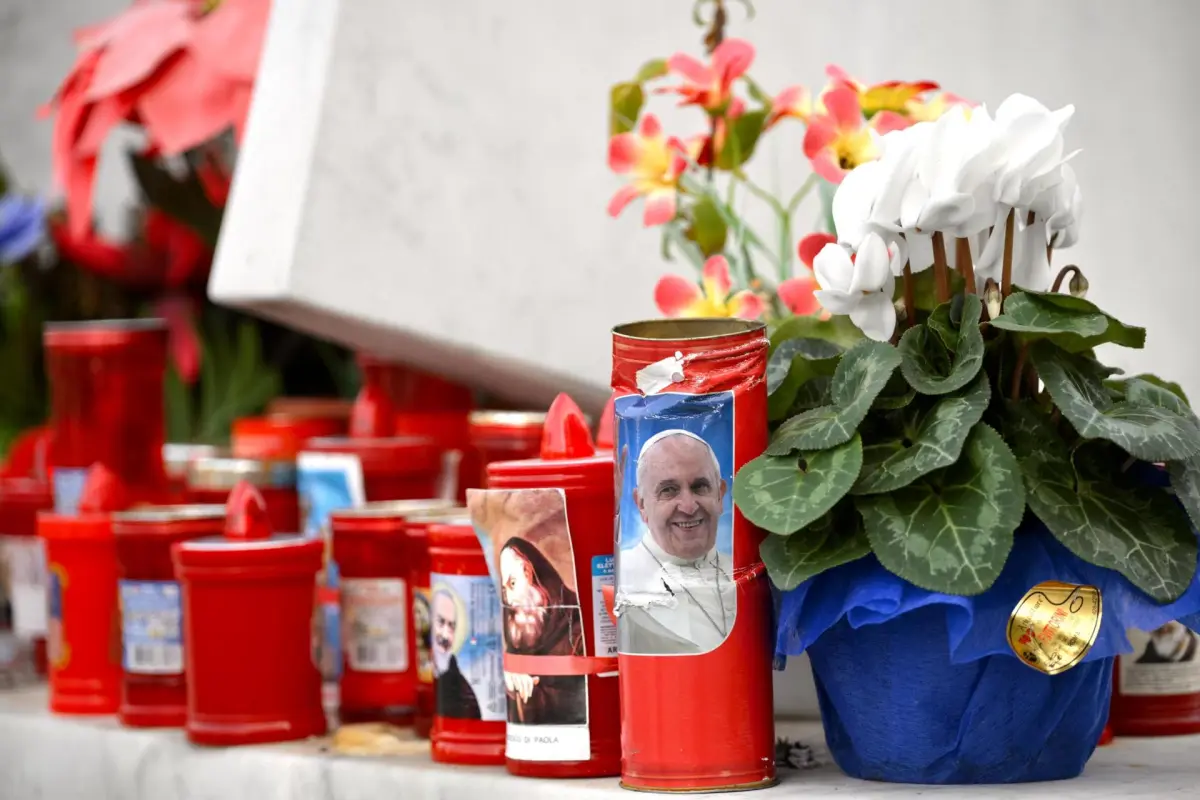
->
610;319;776;792
467;394;619;779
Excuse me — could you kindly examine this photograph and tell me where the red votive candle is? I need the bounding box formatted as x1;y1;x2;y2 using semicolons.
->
303;437;443;502
471;394;620;778
162;444;223;502
232;415;345;461
429;518;506;765
404;506;471;738
1111;626;1200;736
173;483;326;745
43;319;168;514
112;505;226;727
330;499;455;725
186;456;300;534
468;411;546;488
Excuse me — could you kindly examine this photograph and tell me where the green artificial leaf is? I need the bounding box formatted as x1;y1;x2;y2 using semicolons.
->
127;150;223;248
895;268;966;315
854;371;991;495
735;434;863;535
634;58;668;83
766;340;901;453
872;371;916;411
767;338;842;420
857;424;1024;595
194;319;282;443
1031;342;1200;461
1004;287;1146;351
684;195;727;257
770;313;864;351
741;75;771;105
715;110;767;170
661;220;705;269
163;364;195;442
759;505;871;590
610;82;644;135
1011;406;1197;602
898;294;985;395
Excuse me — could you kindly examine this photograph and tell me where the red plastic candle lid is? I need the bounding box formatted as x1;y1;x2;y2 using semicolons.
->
350;383;396;438
173;481;321;563
43;318;167;352
0;477;54;537
303;435;440;474
486;394;613;490
112;504;227;532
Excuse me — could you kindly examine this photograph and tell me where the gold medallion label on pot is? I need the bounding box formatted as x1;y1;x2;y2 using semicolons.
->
1007;581;1102;675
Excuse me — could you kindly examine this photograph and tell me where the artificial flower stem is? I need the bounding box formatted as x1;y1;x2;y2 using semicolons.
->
902;261;916;329
955;237;976;295
1000;209;1016;297
786;173;819;216
931;232;950;303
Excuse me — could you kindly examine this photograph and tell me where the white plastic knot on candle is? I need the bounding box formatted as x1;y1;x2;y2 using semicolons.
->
636;351;686;395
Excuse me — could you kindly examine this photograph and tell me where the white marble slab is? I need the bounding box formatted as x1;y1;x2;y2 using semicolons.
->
0;685;1197;799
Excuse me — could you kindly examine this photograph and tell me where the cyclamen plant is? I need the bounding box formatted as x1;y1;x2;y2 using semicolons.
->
732;93;1200;604
606;6;971;323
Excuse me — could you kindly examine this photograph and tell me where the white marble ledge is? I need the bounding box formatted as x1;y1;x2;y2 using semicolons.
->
0;685;1197;800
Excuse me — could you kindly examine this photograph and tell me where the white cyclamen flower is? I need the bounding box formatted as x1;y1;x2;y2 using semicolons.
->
814;232;897;342
831;159;882;251
914;105;1000;237
1032;163;1083;249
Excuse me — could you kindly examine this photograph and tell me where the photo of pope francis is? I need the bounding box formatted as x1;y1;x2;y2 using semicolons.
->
617;429;736;655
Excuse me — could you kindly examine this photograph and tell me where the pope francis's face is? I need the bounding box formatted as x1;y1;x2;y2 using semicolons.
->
634;434;725;561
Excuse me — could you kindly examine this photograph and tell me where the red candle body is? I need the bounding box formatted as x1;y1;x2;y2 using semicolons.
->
331;500;454;725
482;453;620;779
38;512;121;714
174;532;326;745
611;319;776;792
232;415;346;461
395;411;477;503
468;412;546;489
405;509;469;738
429;520;506;765
0;478;53;676
44;320;168;514
1110;627;1200;736
303;436;442;502
112;506;226;727
186;457;300;535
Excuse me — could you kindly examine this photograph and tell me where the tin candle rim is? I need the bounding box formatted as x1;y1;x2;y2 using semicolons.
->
331;499;457;519
468;410;549;428
611;318;765;342
111;504;228;523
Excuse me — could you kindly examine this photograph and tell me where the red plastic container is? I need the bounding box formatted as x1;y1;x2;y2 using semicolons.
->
469;411;546;488
404;506;472;738
111;505;226;727
232;415;345;461
396;410;477;502
1110;626;1200;736
611;319;775;792
186;456;300;534
429;519;506;765
162;444;223;500
0;477;54;675
330;499;456;725
303;436;442;502
37;464;130;716
357;356;475;412
479;394;620;778
44;319;168;513
173;483;326;745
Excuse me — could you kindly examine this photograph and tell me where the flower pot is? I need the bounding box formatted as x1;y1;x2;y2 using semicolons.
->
807;606;1111;783
776;523;1200;785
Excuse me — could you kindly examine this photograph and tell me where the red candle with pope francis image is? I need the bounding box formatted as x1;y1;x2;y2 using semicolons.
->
610;319;776;792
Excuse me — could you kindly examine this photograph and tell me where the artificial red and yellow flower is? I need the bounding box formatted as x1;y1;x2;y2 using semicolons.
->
661;38;755;115
766;85;812;128
44;0;270;237
798;233;837;270
825;64;939;118
803;88;880;184
608;114;692;226
691;97;746;167
655;256;765;320
906;91;975;123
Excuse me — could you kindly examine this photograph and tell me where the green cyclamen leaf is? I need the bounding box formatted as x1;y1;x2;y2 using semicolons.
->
766;338;842;419
1006;286;1146;351
1126;377;1200;537
765;340;901;453
1011;406;1198;602
760;507;871;590
898;294;985;395
854;371;991;495
1032;342;1200;461
989;291;1109;338
734;434;863;535
872;371;916;411
856;423;1024;595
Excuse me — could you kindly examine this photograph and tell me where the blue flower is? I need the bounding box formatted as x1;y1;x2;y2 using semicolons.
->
0;194;47;265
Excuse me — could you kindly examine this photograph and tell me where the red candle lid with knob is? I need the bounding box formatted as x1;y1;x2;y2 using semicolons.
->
37;464;129;715
172;482;326;745
472;394;619;778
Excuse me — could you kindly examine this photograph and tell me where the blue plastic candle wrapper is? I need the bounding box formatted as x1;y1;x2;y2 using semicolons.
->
776;520;1200;784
